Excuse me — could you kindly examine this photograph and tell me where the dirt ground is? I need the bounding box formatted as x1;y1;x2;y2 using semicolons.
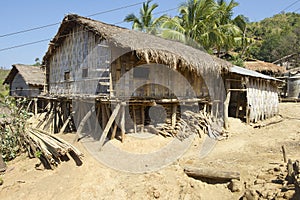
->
0;102;300;200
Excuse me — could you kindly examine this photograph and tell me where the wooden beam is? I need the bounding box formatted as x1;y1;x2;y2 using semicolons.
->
99;103;121;150
228;89;247;92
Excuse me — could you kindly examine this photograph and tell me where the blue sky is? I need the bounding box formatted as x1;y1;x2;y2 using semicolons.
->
0;0;299;69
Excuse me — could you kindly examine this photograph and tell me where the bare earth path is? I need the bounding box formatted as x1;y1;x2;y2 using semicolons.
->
0;103;299;199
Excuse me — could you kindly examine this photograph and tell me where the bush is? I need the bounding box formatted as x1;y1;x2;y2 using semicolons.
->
0;97;28;161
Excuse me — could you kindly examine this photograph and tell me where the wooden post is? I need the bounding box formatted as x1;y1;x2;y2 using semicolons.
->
132;105;137;134
53;100;58;133
99;103;121;150
0;152;6;172
59;115;72;134
224;81;231;129
282;145;287;163
171;103;177;127
121;104;126;143
95;103;101;133
34;98;38;115
141;105;145;133
235;93;241;118
101;104;108;130
111;111;121;140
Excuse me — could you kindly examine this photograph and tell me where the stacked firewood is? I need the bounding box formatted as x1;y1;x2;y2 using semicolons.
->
24;127;83;169
155;110;224;140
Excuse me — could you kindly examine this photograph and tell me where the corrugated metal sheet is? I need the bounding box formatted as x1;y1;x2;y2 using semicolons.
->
230;66;281;81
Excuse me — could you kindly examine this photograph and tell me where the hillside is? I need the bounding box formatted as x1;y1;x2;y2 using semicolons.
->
0;68;9;98
246;12;300;62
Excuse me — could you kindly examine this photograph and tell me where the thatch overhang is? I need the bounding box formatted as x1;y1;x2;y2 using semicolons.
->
43;14;232;78
244;60;286;75
3;64;45;86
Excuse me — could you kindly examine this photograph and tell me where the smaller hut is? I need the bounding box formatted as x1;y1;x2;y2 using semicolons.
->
244;60;286;76
3;64;45;97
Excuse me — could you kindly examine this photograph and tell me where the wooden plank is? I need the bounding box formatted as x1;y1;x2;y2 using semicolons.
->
99;103;121;150
121;105;126;143
184;166;240;181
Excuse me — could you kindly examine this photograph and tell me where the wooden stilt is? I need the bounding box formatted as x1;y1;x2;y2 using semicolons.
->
99;103;121;149
59;115;72;134
34;98;38;115
132;105;137;134
224;81;231;129
141;105;145;133
171;104;177;127
121;104;126;143
111;110;121;140
95;103;101;132
76;106;94;137
101;104;108;129
235;93;241;118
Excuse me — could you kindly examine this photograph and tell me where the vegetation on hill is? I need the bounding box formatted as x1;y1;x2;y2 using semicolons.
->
246;12;300;62
124;0;300;65
0;68;9;98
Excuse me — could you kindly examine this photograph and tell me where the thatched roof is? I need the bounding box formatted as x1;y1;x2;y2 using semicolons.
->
43;14;232;77
3;64;45;86
244;60;286;74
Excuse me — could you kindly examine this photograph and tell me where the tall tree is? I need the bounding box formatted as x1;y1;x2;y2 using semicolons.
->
124;0;167;34
160;0;245;55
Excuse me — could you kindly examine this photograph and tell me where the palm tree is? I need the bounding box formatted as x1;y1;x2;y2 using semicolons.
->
160;0;217;49
124;0;167;34
160;0;245;55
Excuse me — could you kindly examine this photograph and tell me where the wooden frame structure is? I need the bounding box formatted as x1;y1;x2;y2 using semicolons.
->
34;14;282;142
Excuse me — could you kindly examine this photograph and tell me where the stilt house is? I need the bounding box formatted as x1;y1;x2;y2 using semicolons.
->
41;14;281;139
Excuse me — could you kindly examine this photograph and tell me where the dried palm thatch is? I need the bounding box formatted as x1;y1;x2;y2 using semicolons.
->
3;64;45;87
43;14;232;78
244;60;286;75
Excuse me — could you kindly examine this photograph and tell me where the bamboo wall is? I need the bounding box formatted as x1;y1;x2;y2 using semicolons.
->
111;53;209;100
246;78;279;122
48;26;111;96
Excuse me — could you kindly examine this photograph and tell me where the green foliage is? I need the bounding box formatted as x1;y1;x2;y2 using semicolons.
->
33;58;41;66
124;0;168;34
246;13;300;62
0;68;9;99
0;97;29;161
